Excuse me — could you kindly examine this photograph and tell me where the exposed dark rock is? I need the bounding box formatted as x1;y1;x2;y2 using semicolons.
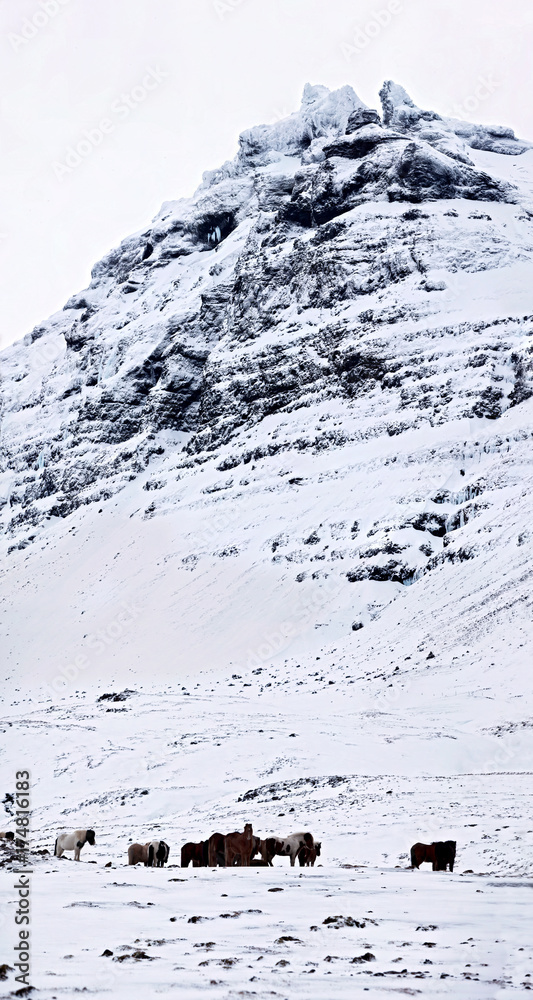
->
410;513;448;537
346;560;414;584
472;386;505;419
346;108;382;132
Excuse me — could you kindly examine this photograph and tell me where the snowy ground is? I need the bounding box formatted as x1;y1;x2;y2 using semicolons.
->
2;684;533;995
1;863;533;997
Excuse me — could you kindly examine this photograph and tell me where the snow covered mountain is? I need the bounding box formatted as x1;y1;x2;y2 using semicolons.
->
1;79;532;699
1;79;533;998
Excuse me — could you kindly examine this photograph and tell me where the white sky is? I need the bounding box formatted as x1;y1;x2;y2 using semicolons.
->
1;0;532;350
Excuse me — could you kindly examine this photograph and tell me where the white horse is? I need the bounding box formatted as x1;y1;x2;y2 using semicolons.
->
54;829;95;861
278;831;314;866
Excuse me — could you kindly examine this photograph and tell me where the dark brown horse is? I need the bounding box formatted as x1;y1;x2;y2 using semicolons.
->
207;832;226;867
298;841;321;866
225;824;253;867
411;841;456;871
249;836;262;865
181;841;208;867
261;837;283;866
411;842;437;869
250;837;281;866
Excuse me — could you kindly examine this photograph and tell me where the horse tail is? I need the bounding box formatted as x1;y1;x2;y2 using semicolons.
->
148;843;154;867
54;837;59;857
410;845;416;868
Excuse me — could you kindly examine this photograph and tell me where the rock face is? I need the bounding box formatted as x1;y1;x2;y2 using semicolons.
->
1;80;533;643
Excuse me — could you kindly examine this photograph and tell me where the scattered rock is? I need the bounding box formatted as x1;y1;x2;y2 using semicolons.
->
113;950;154;962
323;915;374;928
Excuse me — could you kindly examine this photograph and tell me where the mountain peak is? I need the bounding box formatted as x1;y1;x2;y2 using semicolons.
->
380;80;435;126
237;83;366;165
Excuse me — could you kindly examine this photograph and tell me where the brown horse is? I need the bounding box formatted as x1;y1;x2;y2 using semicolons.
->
207;832;226;867
181;841;208;867
128;842;149;865
411;842;437;869
260;837;283;866
298;841;321;866
225;824;253;867
249;836;262;865
250;837;278;866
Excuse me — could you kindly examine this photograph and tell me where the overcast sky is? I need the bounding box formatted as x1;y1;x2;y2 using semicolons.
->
1;0;532;350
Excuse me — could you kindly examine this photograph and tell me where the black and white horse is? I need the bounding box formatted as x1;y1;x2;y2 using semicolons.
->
277;832;314;866
54;829;95;861
147;840;169;867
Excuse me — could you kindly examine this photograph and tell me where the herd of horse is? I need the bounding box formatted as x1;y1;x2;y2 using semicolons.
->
2;829;456;871
179;825;321;868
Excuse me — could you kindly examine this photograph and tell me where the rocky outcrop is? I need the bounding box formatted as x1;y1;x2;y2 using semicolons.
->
379;80;532;158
